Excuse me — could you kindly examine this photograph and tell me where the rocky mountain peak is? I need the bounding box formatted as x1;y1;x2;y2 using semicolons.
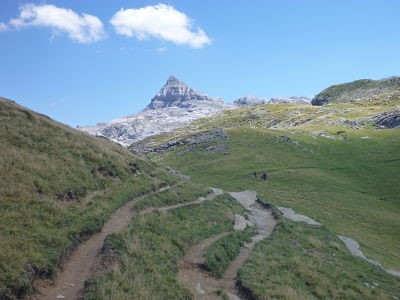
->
146;76;212;110
166;75;181;84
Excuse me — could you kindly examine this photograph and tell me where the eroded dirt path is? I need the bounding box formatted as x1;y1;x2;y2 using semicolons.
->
139;188;223;215
33;188;221;300
178;191;276;300
31;193;151;300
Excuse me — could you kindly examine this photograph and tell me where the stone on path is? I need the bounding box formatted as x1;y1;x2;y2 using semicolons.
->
210;187;224;195
227;293;242;300
233;214;247;231
229;190;257;209
195;282;206;295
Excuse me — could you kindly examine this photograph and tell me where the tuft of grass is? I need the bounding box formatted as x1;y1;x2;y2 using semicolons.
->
204;227;255;278
238;218;400;299
0;98;178;298
83;194;247;299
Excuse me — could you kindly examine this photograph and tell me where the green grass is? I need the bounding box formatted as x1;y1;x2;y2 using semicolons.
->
238;218;400;299
157;127;400;272
134;181;210;211
0;98;178;298
204;228;255;279
83;194;247;299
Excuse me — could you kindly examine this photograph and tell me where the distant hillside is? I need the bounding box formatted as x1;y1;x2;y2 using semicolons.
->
131;91;400;155
312;76;400;105
234;95;310;107
0;97;175;298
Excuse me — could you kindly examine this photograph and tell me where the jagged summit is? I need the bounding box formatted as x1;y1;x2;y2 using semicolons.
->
165;75;180;84
146;76;213;110
79;76;234;146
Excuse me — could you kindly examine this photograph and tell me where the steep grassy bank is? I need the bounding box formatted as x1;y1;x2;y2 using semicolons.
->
0;98;176;298
84;193;247;299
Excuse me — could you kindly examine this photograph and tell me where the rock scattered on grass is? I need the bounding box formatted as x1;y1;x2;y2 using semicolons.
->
338;235;400;278
278;207;321;226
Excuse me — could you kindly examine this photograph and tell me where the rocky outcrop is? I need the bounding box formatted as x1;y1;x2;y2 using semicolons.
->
372;108;400;128
234;96;266;107
267;96;310;105
234;95;310;107
130;127;228;155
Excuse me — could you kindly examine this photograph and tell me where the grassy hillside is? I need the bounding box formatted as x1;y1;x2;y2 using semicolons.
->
239;217;400;299
134;99;400;297
131;91;399;153
311;76;400;105
155;127;400;268
0;97;176;299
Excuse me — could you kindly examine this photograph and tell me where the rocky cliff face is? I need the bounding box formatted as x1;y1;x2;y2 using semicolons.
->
78;77;235;146
146;76;213;109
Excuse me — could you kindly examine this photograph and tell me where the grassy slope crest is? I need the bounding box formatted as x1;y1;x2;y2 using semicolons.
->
311;76;400;105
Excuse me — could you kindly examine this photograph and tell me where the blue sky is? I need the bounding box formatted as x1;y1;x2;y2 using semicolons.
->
1;0;399;127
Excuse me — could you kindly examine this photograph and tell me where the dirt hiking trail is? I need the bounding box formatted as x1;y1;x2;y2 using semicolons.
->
32;188;221;300
31;193;149;300
178;190;276;300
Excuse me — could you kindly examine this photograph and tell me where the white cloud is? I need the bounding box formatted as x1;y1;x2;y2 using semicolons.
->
110;4;211;48
8;4;105;43
0;22;8;31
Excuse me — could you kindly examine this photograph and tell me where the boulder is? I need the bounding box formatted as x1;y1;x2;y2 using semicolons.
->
233;214;247;231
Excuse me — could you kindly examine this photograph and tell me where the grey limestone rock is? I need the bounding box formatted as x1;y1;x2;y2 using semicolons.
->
233;214;247;231
146;76;213;109
372;108;400;128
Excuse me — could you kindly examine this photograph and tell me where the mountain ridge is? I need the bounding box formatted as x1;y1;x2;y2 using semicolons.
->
78;76;235;146
78;76;311;146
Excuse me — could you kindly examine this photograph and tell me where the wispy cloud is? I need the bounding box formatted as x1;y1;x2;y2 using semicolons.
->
8;4;105;43
0;22;8;31
157;47;166;53
110;4;211;48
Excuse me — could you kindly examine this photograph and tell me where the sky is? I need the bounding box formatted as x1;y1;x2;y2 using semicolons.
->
0;0;399;127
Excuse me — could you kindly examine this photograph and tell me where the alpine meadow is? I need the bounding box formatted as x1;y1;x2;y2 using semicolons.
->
1;1;400;299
